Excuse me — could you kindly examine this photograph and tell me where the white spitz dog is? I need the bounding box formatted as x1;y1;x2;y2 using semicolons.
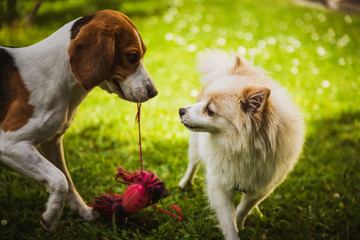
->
178;50;305;240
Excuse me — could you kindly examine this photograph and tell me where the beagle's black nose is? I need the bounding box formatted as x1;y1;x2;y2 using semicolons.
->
146;85;158;98
179;108;186;117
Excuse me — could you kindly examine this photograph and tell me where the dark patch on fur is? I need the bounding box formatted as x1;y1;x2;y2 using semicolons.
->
70;14;95;40
0;48;34;131
1;46;19;48
0;48;15;122
235;185;247;193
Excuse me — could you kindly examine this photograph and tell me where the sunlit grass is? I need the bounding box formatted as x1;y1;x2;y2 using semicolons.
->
1;0;360;239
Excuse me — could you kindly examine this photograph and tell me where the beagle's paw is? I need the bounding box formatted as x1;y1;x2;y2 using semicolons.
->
40;213;59;234
79;206;99;221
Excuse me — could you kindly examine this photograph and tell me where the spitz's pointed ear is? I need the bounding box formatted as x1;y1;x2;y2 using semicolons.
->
240;87;271;113
233;55;245;72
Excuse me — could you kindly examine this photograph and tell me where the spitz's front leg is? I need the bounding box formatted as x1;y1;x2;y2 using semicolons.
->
236;190;270;229
179;132;201;188
207;179;239;240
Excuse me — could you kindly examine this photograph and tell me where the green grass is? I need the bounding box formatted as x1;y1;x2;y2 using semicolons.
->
1;0;360;239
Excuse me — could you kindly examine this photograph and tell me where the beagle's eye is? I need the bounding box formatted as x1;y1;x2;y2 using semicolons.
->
126;53;139;64
205;103;215;116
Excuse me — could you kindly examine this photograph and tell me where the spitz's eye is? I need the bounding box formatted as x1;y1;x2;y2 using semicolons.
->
205;103;215;116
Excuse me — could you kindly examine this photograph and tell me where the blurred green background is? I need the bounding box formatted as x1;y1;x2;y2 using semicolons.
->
0;0;359;239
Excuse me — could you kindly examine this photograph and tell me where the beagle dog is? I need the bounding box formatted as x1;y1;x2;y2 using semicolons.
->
0;10;157;232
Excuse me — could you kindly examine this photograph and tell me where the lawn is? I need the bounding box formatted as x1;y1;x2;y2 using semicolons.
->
0;0;360;239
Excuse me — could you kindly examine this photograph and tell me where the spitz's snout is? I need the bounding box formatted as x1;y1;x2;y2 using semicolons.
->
179;108;187;117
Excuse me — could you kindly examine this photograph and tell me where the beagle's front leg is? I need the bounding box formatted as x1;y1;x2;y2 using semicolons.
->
0;140;68;233
39;135;98;221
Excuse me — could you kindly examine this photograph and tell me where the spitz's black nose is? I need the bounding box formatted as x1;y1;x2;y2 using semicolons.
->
179;108;186;117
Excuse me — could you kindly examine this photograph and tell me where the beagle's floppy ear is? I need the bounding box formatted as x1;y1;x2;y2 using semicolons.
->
68;23;118;90
240;86;271;113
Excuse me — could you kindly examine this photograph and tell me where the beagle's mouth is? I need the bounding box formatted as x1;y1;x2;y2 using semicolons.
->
112;79;126;100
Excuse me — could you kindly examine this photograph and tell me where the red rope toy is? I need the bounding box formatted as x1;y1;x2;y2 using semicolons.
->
90;103;183;223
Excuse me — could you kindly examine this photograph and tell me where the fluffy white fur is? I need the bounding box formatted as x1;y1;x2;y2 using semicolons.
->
179;50;305;240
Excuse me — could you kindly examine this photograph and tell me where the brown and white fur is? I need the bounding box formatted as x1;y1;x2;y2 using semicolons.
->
0;10;157;232
178;50;304;240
